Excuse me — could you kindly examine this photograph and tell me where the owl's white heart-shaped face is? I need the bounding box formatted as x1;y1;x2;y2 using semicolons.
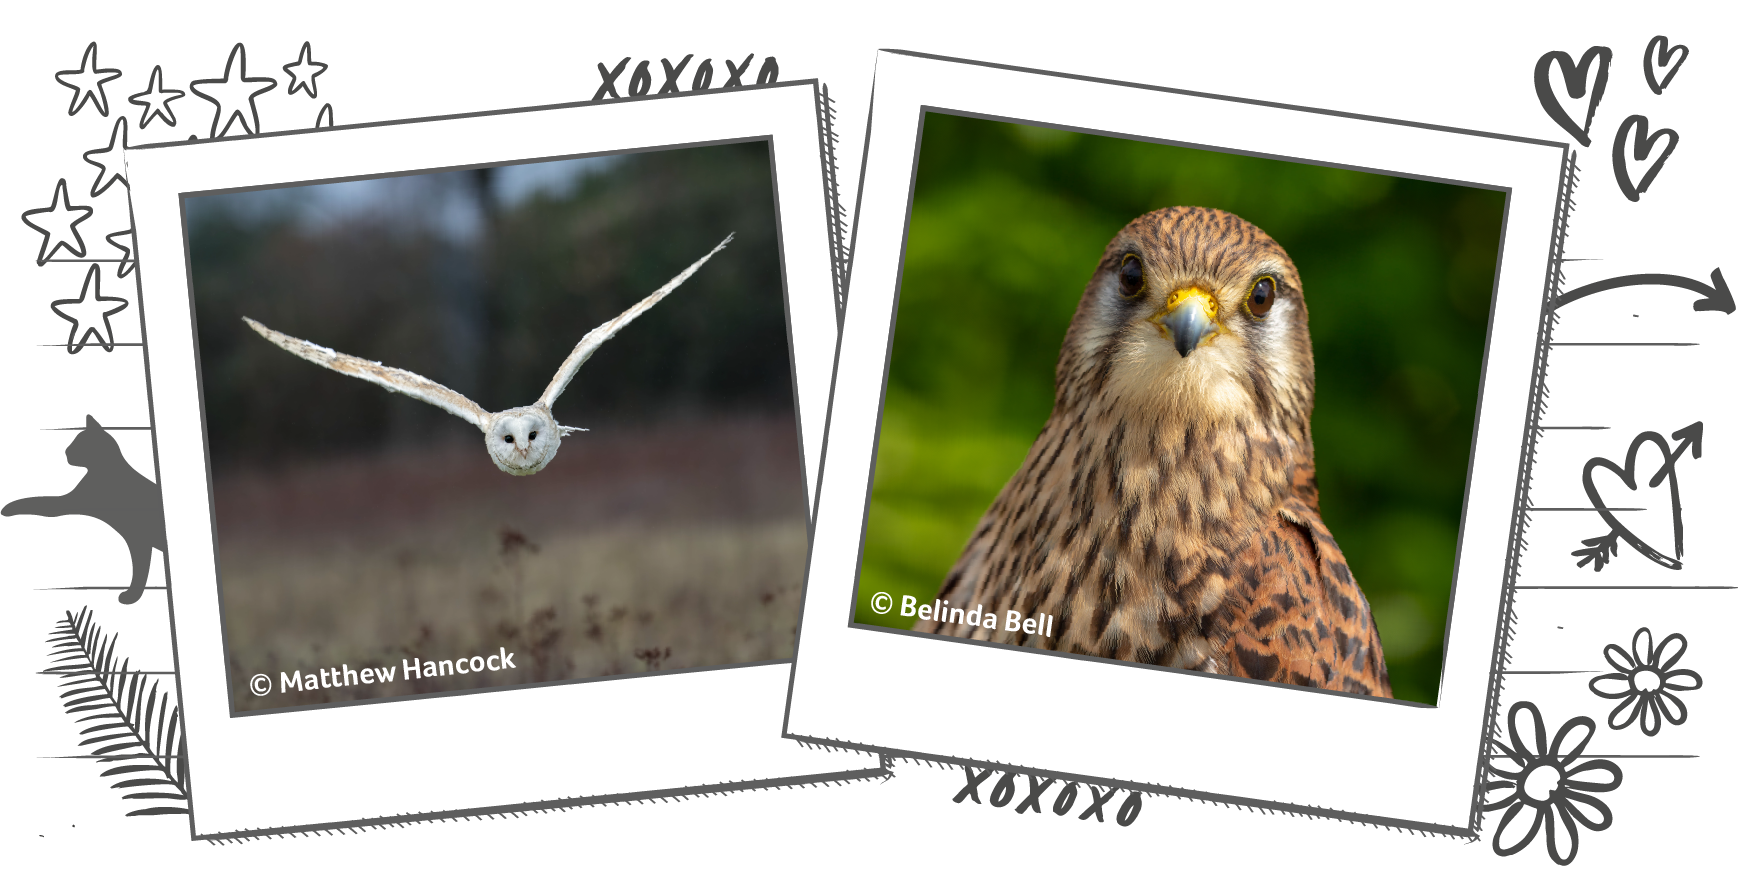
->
484;406;561;476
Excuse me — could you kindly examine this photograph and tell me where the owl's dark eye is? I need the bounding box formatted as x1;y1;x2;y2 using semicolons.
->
529;430;538;441
1117;255;1144;298
504;435;515;444
1246;276;1277;318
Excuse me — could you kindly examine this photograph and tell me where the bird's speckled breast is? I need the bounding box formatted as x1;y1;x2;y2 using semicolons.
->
921;352;1302;671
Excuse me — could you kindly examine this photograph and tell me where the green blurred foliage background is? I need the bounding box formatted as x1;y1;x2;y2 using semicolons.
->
853;113;1507;705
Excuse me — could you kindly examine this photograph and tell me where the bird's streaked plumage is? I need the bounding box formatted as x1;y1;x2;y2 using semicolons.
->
245;234;733;476
917;208;1391;697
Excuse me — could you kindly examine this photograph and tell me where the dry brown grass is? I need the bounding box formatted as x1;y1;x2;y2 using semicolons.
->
214;414;806;712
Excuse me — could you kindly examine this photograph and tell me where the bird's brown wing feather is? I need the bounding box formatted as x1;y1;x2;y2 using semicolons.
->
1220;491;1393;697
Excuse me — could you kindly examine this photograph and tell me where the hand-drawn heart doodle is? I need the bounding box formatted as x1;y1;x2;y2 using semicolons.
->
1612;114;1679;201
1534;46;1611;146
1644;36;1688;95
1573;423;1702;571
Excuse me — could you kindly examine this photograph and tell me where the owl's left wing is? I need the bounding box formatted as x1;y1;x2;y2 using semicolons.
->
1221;495;1393;697
537;234;733;409
243;317;492;431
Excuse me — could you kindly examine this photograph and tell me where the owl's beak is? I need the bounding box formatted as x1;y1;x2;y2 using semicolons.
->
1151;287;1221;358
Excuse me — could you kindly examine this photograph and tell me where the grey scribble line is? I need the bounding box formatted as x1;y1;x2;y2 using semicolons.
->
1529;711;1689;718
1529;711;1675;718
189;41;278;115
1550;750;1696;757
53;40;124;116
281;39;328;99
903;47;1731;51
40;750;186;757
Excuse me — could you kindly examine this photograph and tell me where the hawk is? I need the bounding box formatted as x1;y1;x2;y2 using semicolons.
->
916;207;1391;697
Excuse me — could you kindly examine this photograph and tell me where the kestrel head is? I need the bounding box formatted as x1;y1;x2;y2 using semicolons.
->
1061;207;1314;435
484;405;562;476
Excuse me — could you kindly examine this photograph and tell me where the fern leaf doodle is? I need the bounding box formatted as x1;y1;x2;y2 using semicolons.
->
74;708;188;816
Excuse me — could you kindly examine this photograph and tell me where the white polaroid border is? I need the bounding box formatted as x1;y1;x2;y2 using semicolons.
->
126;82;873;837
785;51;1569;833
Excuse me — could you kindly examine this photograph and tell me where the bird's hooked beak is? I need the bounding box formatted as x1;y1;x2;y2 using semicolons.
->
1150;286;1222;358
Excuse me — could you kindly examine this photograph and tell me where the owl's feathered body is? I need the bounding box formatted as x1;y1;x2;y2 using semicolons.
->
244;234;732;476
917;207;1390;697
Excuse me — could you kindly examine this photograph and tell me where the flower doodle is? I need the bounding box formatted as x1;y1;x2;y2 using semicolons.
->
1598;708;1682;736
1484;701;1622;865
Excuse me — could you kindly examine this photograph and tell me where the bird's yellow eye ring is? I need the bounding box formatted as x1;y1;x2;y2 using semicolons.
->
1117;254;1144;298
1245;276;1277;318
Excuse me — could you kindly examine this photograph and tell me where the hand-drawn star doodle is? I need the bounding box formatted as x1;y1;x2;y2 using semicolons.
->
106;228;136;278
51;265;129;353
55;42;122;117
20;179;93;266
190;44;277;138
282;41;327;98
82;117;130;197
128;65;184;129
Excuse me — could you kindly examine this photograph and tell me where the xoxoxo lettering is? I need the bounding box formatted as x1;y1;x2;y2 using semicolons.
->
593;53;779;101
952;766;1142;827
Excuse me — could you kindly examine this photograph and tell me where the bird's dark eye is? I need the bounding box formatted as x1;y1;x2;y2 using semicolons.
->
504;435;515;444
529;430;538;441
1246;276;1277;318
1117;255;1144;298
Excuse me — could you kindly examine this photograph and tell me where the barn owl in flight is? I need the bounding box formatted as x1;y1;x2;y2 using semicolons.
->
244;234;733;476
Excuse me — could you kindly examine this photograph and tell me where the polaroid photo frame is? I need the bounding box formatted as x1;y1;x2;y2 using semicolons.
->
786;51;1568;832
125;81;875;837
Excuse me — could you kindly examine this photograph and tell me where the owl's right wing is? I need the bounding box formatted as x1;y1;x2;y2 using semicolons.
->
243;317;492;431
537;234;733;409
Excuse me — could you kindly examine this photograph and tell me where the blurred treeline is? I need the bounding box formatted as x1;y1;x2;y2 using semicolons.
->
185;141;792;470
856;112;1506;705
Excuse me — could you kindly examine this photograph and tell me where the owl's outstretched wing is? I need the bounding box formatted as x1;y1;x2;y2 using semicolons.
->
243;317;492;431
537;233;733;409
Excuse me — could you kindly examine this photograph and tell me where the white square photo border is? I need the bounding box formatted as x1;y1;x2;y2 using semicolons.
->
784;51;1569;833
126;81;873;837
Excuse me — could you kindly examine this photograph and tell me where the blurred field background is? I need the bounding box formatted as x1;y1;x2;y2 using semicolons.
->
853;113;1507;705
184;141;807;712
